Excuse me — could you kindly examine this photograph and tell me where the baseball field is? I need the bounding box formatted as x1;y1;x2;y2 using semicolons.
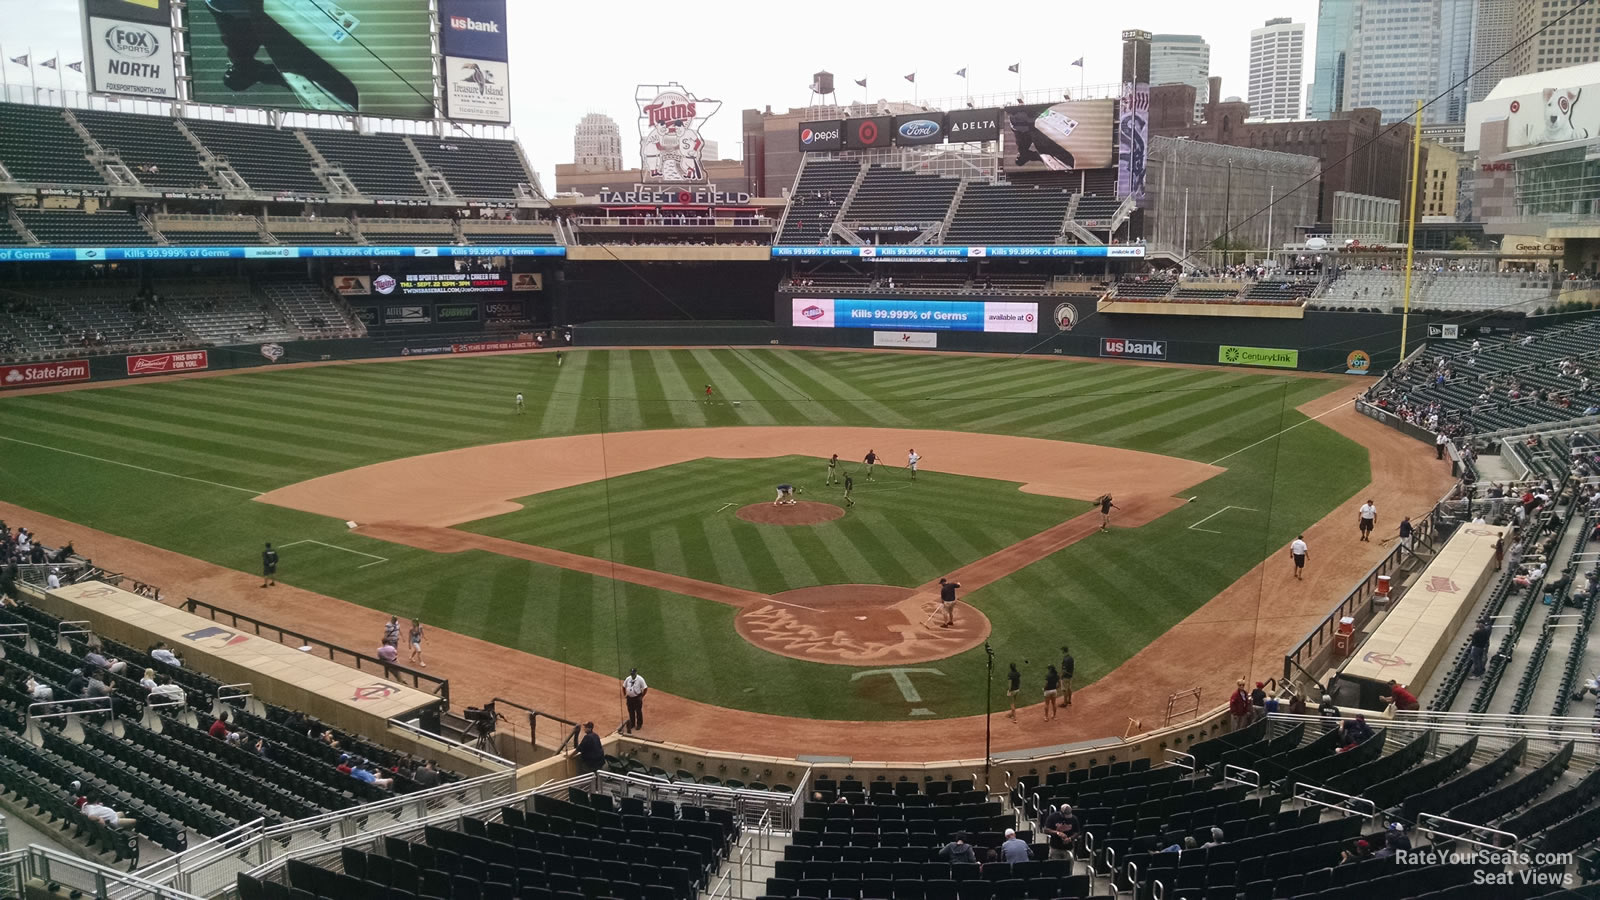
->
0;348;1376;726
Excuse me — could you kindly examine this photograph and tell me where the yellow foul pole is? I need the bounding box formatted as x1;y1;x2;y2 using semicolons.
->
1400;98;1423;360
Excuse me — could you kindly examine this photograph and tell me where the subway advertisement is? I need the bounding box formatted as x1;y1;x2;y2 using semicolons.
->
790;298;1037;333
186;0;436;118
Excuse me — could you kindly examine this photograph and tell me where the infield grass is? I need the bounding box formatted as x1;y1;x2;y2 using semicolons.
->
0;349;1368;719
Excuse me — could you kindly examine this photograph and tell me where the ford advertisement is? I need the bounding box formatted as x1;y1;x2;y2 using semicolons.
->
892;113;944;146
791;298;1037;333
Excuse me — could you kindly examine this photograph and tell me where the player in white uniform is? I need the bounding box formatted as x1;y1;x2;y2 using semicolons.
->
515;392;525;414
907;449;921;480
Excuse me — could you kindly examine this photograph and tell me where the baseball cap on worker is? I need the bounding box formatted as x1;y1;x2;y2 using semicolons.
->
1004;828;1016;837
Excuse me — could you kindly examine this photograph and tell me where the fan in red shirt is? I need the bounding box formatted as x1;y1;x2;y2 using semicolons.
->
208;715;231;740
1382;680;1419;711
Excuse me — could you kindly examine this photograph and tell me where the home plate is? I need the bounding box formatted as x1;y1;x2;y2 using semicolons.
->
855;616;868;621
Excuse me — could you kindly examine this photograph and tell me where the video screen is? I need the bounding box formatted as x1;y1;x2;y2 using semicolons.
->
187;0;435;118
372;272;508;295
1002;99;1116;171
790;298;1037;333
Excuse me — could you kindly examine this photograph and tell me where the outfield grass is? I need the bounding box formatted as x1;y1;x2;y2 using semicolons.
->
0;349;1367;719
461;455;1092;594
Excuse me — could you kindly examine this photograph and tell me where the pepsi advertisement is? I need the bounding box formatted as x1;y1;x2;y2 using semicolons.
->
790;298;1038;333
439;0;508;61
892;113;945;146
844;116;893;149
797;119;843;151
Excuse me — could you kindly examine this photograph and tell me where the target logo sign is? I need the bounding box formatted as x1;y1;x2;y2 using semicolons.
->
856;120;880;146
1510;99;1521;113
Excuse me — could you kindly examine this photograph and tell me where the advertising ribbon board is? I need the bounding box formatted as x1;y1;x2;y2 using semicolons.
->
126;350;209;376
873;331;939;348
0;361;91;388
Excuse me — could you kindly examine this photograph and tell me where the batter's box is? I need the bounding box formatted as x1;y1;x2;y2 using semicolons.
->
1187;505;1261;535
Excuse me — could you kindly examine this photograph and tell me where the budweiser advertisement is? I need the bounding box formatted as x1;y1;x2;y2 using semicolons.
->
126;350;210;377
1;360;91;388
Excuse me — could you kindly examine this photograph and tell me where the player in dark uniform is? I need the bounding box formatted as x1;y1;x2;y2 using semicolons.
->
261;542;278;588
1006;663;1022;719
843;473;855;508
864;449;877;480
1098;495;1119;533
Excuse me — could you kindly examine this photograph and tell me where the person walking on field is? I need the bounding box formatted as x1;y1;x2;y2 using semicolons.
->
864;449;877;480
622;668;648;733
383;615;400;648
408;619;426;667
1290;535;1308;580
261;542;278;588
827;453;839;486
843;473;855;508
1006;663;1021;719
1043;665;1061;720
1060;646;1075;706
515;392;525;414
1099;495;1119;533
703;384;714;404
1358;499;1377;542
907;449;921;481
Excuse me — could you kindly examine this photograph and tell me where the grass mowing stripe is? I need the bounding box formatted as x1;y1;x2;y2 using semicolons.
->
537;350;595;434
0;434;264;494
702;351;827;425
603;351;648;432
688;350;781;425
0;412;303;484
646;350;710;429
768;350;913;426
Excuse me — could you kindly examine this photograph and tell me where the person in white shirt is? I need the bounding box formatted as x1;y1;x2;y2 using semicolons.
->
622;668;648;734
149;644;181;667
1290;536;1308;580
149;676;186;707
26;676;52;703
1358;500;1377;542
907;449;920;481
46;568;61;589
514;392;525;414
81;797;136;829
139;668;158;693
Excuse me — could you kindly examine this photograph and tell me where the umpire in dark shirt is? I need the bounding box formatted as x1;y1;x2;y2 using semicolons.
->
261;542;278;588
573;721;605;773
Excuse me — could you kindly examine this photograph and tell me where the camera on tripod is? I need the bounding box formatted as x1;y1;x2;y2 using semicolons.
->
463;701;502;737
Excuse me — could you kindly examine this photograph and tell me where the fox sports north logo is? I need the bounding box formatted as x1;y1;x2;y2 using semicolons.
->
106;24;159;57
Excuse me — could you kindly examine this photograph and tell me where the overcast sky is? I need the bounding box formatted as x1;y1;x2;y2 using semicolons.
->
4;0;1319;189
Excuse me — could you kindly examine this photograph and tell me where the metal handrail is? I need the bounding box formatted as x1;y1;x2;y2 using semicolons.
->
4;844;205;900
216;682;253;701
28;696;113;721
1223;765;1261;790
57;619;94;640
385;716;515;769
1417;812;1518;850
1294;783;1377;819
1163;749;1196;773
259;768;516;837
126;817;264;896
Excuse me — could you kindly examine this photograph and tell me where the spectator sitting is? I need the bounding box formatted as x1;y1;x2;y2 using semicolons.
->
1340;839;1374;864
1381;680;1420;711
149;642;182;667
65;668;88;699
81;795;137;829
83;641;128;675
999;828;1031;863
938;832;976;865
1202;826;1225;848
412;759;441;788
209;713;232;740
138;667;158;693
336;754;354;776
572;721;605;774
350;764;393;789
26;675;52;703
149;675;185;706
1337;715;1374;752
1160;836;1198;854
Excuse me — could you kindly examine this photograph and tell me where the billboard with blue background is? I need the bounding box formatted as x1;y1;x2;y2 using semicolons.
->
791;298;1038;333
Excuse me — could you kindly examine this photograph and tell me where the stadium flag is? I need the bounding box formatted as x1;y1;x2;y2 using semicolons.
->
904;73;915;83
1071;57;1084;67
955;68;966;78
39;57;56;69
854;77;867;88
9;53;27;66
1007;62;1019;73
66;61;82;73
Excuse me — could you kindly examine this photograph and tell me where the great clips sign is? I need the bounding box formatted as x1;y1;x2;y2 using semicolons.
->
439;0;508;61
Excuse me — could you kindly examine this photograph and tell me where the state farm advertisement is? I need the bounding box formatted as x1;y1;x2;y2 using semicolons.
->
126;350;210;377
1;361;91;388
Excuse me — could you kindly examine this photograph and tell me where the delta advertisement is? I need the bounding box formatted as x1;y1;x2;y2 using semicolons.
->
791;298;1038;333
186;0;436;119
1002;99;1117;172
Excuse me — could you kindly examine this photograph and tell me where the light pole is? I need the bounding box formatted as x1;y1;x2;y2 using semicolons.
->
983;641;995;784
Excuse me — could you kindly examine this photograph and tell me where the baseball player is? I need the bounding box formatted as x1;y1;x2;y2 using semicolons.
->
827;453;839;485
514;392;525;414
774;483;800;506
864;449;877;480
704;384;714;404
908;449;921;481
555;350;563;367
843;473;855;508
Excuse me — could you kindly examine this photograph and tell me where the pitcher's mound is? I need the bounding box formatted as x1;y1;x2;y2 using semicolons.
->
736;501;844;526
736;584;990;665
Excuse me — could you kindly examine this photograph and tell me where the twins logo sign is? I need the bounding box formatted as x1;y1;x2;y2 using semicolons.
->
1053;302;1080;331
638;85;720;183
